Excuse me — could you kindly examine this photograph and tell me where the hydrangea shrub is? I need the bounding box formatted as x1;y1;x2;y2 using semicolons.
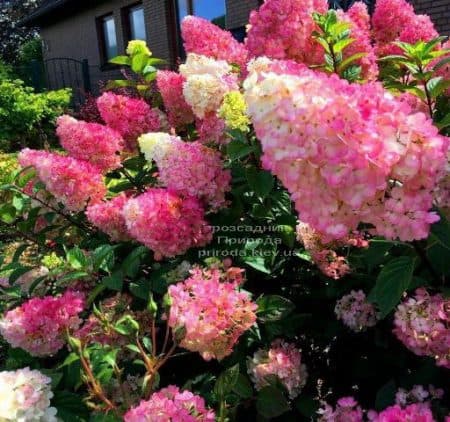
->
0;0;449;420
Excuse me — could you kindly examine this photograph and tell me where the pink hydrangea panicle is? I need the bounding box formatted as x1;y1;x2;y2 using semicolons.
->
18;148;106;212
56;115;124;172
124;385;215;422
138;133;231;210
96;92;162;152
196;112;227;145
86;193;131;242
181;15;248;70
0;290;84;356
395;384;443;407
248;339;308;399
337;3;378;80
156;70;195;128
0;368;58;422
372;0;438;56
335;290;379;332
393;288;450;368
245;58;448;243
368;403;435;422
245;0;328;66
122;188;212;260
318;396;364;422
168;265;257;360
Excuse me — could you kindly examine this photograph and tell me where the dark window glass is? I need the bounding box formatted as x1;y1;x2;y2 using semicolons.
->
101;15;118;60
129;5;147;40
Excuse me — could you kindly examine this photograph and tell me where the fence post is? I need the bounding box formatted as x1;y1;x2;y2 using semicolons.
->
81;59;91;93
30;59;43;92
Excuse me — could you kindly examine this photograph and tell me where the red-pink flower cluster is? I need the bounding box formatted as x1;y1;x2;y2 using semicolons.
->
337;3;378;80
123;188;212;260
168;265;257;360
138;133;231;210
124;385;215;422
318;396;364;422
156;71;195;128
245;0;328;66
56;115;124;172
0;290;84;357
296;222;351;279
372;0;438;56
335;290;379;332
19;149;106;212
196;112;227;145
247;339;307;399
393;288;450;369
245;58;448;242
181;16;248;70
86;193;131;242
96;92;162;152
368;403;435;422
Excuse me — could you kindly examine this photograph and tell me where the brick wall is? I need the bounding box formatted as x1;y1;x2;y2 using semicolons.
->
409;0;450;36
225;0;260;30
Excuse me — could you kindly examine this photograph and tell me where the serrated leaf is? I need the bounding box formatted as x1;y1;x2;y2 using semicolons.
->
370;256;415;318
256;295;295;322
214;364;239;397
256;386;290;418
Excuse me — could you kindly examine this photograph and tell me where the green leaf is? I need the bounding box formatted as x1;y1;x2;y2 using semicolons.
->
242;255;271;274
227;140;255;161
436;112;450;130
233;374;253;399
109;55;131;66
427;77;450;98
337;53;366;72
429;212;450;251
66;247;88;270
122;246;148;278
333;38;355;54
52;391;89;422
105;80;136;90
370;256;415;318
295;396;320;418
245;168;274;199
433;56;450;71
0;203;16;223
90;413;122;422
214;364;240;397
102;270;124;291
131;53;149;73
256;386;290;418
375;379;396;411
256;295;295;322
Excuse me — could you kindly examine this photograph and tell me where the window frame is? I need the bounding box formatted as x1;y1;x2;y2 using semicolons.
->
122;2;147;45
96;13;119;68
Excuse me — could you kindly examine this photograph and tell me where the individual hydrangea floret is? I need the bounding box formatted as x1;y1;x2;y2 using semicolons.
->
248;339;308;399
168;265;257;360
86;193;131;242
245;58;448;243
122;188;212;260
124;385;215;422
0;367;58;422
393;288;450;369
335;290;379;332
0;290;84;357
138;133;231;210
96;92;162;152
181;15;248;70
18;149;106;212
56;115;124;172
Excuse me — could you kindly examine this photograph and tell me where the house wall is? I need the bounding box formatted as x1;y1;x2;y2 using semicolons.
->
39;0;261;95
409;0;450;36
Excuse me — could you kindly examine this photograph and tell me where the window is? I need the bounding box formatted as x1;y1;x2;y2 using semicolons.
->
98;14;118;63
174;0;226;57
125;4;147;41
176;0;226;29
